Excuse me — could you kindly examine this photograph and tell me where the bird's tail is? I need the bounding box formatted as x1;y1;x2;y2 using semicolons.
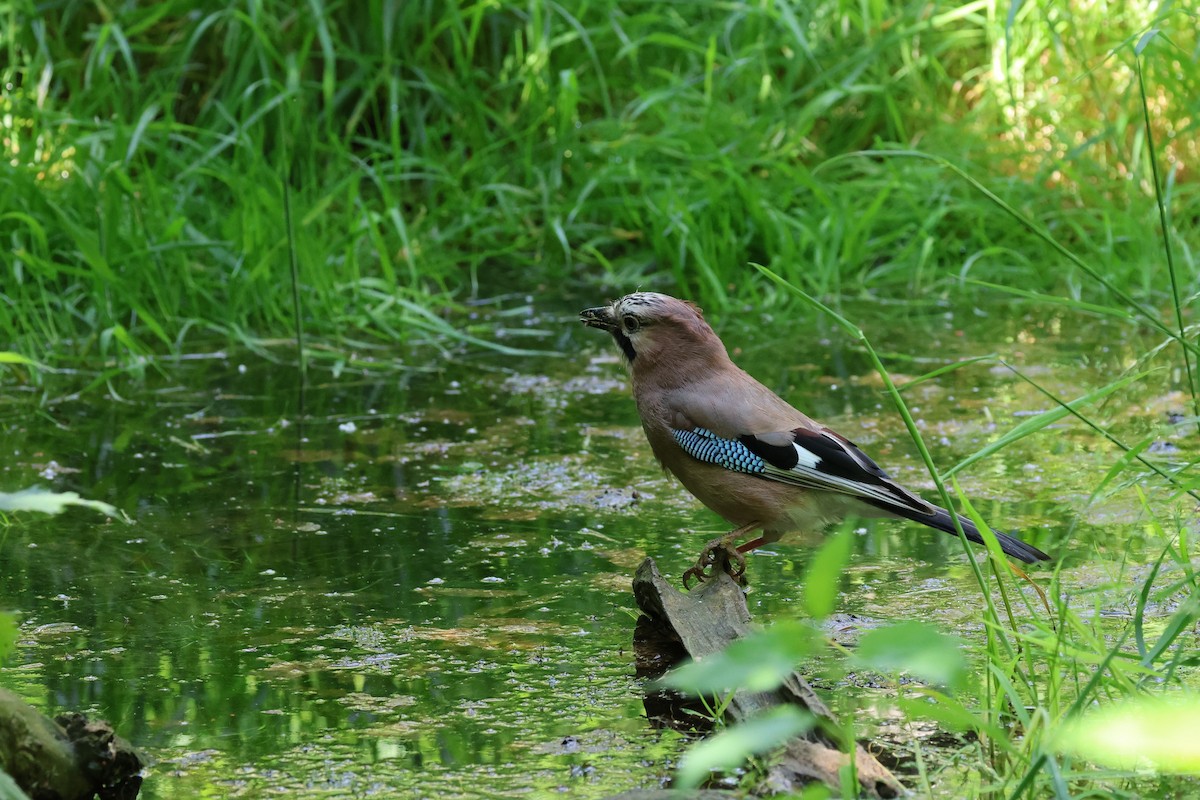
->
867;501;1050;564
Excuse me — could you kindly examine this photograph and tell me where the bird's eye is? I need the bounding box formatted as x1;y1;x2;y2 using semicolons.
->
621;314;640;333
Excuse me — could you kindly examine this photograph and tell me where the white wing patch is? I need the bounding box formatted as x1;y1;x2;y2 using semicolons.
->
791;443;822;470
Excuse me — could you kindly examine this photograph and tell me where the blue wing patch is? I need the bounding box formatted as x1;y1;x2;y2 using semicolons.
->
671;427;766;475
668;427;1046;563
672;425;934;516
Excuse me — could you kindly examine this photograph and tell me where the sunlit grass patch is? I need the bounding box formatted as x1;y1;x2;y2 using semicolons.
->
0;0;1195;388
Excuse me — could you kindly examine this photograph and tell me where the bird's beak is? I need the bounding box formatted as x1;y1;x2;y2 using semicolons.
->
579;305;617;331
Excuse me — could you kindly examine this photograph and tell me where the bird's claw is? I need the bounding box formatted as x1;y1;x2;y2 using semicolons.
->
682;538;747;589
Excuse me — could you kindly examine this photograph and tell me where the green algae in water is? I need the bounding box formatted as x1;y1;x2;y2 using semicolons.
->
1;307;1197;798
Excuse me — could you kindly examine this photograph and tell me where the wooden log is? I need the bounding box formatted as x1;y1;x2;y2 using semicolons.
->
631;558;903;798
0;688;142;800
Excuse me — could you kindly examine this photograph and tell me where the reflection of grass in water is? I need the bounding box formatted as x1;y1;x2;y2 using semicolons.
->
147;614;658;799
155;722;676;800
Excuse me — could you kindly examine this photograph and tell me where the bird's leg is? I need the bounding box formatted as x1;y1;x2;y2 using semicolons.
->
737;536;766;553
682;522;761;589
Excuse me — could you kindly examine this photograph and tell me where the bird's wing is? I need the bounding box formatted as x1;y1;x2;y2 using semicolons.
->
670;424;936;516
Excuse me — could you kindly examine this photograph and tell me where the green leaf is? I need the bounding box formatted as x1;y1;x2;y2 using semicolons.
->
853;621;967;691
0;487;126;520
793;784;833;800
0;352;36;365
896;692;996;737
1055;694;1200;772
0;611;17;664
677;707;814;789
804;527;854;619
655;620;818;695
1134;28;1160;55
0;768;33;800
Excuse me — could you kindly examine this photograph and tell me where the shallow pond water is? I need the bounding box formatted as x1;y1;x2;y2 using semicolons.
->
1;301;1195;798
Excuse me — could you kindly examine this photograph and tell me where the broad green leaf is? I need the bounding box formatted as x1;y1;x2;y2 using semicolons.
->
1055;694;1200;772
793;784;833;800
895;692;1004;740
804;527;853;619
0;611;17;664
853;621;967;691
677;707;814;789
655;620;818;695
0;769;33;800
0;487;125;520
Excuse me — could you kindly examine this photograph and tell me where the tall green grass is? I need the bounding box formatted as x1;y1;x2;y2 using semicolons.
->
2;0;1195;382
661;270;1198;797
659;130;1198;790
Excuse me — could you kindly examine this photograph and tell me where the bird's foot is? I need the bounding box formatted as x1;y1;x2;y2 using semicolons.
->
682;536;747;589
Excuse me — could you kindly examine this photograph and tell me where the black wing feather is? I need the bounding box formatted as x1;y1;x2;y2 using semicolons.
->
739;426;1049;564
860;499;1050;564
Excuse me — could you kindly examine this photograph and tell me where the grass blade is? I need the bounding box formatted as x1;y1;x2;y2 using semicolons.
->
945;370;1151;478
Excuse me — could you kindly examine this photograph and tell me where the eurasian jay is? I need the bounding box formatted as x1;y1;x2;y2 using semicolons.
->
580;291;1050;586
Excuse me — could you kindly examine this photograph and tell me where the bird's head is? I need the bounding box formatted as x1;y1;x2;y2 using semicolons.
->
579;292;726;371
